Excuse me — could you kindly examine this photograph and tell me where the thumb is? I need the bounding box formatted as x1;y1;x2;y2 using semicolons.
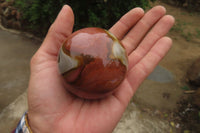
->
40;5;74;59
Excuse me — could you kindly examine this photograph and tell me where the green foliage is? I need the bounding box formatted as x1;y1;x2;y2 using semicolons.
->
196;29;200;38
14;0;156;36
199;111;200;119
182;32;192;41
180;86;190;91
170;19;200;42
15;0;63;35
163;0;200;12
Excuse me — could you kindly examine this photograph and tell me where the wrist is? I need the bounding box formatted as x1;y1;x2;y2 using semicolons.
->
27;112;55;133
27;112;39;133
27;112;46;133
14;112;32;133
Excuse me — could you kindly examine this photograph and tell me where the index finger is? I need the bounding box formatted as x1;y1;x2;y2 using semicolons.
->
109;7;144;40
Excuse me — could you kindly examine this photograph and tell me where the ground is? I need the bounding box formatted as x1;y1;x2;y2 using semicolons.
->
0;27;40;112
115;1;200;132
0;1;200;133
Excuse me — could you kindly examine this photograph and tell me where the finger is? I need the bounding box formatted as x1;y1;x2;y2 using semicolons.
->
40;5;74;57
112;79;134;107
112;37;172;106
122;6;166;54
109;8;144;40
127;37;173;91
128;15;175;69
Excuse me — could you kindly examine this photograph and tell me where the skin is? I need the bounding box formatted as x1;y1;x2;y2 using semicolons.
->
27;5;175;133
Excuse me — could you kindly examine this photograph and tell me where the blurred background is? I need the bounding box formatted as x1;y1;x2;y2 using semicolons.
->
0;0;200;132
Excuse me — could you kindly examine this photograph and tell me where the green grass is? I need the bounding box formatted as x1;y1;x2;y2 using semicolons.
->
170;19;200;42
181;32;192;41
170;22;183;33
180;86;190;91
196;29;200;38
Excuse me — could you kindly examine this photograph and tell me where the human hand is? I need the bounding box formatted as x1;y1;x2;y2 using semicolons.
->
27;5;174;133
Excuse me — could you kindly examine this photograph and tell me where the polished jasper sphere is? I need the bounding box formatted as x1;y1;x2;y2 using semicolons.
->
58;27;128;99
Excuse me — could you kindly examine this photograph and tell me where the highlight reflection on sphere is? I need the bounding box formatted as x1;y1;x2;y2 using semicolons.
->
58;27;128;99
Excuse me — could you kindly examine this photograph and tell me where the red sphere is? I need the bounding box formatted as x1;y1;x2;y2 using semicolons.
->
58;27;128;99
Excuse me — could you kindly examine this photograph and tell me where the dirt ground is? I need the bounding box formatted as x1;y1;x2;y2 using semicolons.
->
132;1;200;132
157;1;200;81
115;1;200;132
0;29;39;112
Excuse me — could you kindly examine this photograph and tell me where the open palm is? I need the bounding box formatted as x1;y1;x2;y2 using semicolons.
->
27;5;174;133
